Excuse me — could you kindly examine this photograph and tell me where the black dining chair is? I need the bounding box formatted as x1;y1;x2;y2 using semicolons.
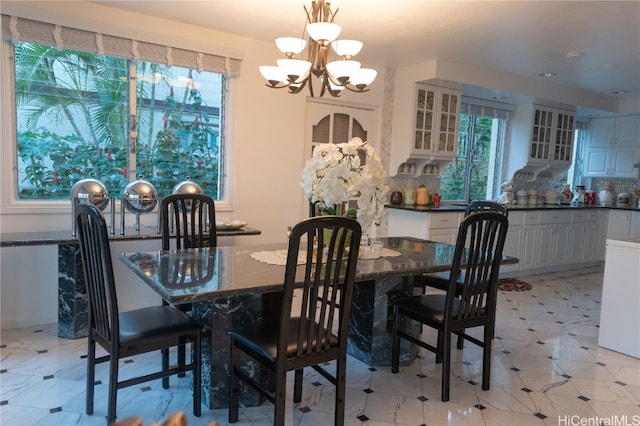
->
228;216;362;426
415;200;508;346
391;211;508;402
160;193;216;251
160;193;216;373
75;203;202;424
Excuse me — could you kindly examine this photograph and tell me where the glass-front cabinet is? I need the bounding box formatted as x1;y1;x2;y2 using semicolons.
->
506;104;576;180
413;84;460;158
528;106;574;164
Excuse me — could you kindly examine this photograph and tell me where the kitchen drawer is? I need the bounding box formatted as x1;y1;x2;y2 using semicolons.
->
523;211;539;225
539;210;571;224
506;211;524;226
427;212;461;229
571;210;588;222
584;211;599;221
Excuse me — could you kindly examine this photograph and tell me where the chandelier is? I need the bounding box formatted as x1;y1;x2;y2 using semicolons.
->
259;0;377;98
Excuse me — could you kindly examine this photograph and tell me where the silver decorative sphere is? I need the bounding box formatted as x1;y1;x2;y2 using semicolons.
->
172;179;204;212
172;178;203;196
122;180;157;215
70;178;109;211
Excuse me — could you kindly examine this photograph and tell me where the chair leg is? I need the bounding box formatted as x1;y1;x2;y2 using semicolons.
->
293;369;303;403
178;342;186;378
85;338;96;415
440;331;452;402
193;332;202;417
273;367;287;426
435;330;443;364
228;340;240;424
456;331;465;349
391;306;400;374
334;358;346;426
162;347;170;389
107;353;119;424
482;325;492;391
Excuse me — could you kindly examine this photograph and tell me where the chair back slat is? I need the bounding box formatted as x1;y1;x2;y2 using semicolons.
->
447;212;508;323
465;200;509;217
75;203;119;346
160;194;216;250
280;216;362;360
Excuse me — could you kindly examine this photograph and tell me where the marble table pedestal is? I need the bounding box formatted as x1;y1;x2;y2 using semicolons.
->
190;276;419;409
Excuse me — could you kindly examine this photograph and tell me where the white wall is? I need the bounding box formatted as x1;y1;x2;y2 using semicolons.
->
0;1;387;329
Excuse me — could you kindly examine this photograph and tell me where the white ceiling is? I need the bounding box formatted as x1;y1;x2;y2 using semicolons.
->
93;0;639;114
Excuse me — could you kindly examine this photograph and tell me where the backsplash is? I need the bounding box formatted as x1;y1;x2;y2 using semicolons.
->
589;177;640;197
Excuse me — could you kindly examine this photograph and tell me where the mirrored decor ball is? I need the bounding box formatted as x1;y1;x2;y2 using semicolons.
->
172;178;204;212
122;180;158;215
70;178;109;211
172;178;203;196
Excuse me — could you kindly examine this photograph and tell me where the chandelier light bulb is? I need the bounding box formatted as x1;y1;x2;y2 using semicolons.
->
306;22;341;45
331;39;363;59
326;59;360;82
350;68;377;87
275;37;307;57
259;66;287;85
277;58;312;82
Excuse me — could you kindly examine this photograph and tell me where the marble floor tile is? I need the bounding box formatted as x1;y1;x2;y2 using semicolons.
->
2;266;640;426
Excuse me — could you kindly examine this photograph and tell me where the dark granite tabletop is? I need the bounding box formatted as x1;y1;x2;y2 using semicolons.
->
119;237;519;303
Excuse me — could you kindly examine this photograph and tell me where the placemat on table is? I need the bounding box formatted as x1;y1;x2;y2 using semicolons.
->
250;248;401;266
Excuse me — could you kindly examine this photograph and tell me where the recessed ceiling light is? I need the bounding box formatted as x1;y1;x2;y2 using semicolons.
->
539;72;557;78
612;90;629;95
566;50;583;58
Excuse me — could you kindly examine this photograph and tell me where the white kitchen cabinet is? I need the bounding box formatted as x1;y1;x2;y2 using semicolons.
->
426;211;461;244
507;104;576;179
517;211;540;271
593;210;609;261
584;146;639;178
588;115;640;148
607;210;636;239
584;115;640;178
500;211;523;273
412;84;460;160
520;224;539;270
581;211;600;263
536;210;572;268
387;209;461;244
568;210;588;264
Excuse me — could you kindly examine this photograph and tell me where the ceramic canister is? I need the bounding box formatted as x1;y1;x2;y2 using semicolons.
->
416;185;429;206
403;187;416;205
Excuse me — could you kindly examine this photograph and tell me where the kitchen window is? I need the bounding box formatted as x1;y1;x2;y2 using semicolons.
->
2;15;241;203
440;100;512;202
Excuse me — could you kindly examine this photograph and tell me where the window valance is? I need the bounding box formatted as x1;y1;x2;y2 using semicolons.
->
1;14;241;77
461;96;515;120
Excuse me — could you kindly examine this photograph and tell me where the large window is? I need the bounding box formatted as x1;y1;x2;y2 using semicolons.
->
2;15;241;202
440;101;511;202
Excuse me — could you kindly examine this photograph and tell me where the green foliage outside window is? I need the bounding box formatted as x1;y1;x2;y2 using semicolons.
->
14;42;222;200
440;114;494;201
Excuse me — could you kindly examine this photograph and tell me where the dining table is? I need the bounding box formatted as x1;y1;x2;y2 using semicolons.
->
119;236;518;409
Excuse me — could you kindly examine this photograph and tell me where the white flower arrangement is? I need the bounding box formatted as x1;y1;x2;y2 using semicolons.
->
301;137;388;231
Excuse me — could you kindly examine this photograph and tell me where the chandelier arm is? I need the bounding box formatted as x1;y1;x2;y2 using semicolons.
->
265;82;292;90
289;77;310;95
306;74;316;97
342;84;370;94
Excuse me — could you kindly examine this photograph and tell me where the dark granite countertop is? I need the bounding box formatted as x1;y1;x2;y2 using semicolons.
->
385;204;640;213
0;226;261;247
